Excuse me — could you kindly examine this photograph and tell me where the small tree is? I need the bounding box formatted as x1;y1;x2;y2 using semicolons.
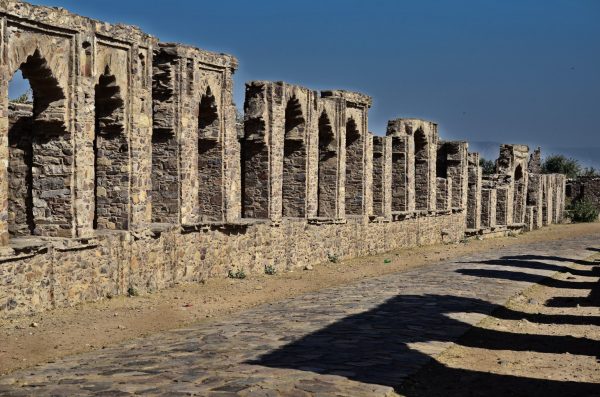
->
542;154;580;178
11;89;32;104
569;199;599;223
479;158;496;175
581;167;600;177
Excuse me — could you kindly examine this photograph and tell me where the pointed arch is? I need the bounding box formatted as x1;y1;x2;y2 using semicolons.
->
513;163;526;223
284;95;305;140
414;127;429;210
6;49;72;238
94;66;129;230
198;85;224;220
198;85;220;140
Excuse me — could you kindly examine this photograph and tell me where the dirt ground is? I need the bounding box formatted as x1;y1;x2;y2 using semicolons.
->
398;241;600;396
1;223;599;377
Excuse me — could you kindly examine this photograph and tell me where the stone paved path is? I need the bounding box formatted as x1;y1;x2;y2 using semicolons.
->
1;234;599;396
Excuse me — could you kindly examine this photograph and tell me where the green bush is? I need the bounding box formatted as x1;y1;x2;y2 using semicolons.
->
569;199;599;223
479;158;496;175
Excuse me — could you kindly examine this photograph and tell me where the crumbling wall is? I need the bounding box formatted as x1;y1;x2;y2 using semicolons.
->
321;91;372;217
566;176;600;216
437;141;468;209
386;118;436;212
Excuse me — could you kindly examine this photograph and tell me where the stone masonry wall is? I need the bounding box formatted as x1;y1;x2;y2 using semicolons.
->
0;0;567;317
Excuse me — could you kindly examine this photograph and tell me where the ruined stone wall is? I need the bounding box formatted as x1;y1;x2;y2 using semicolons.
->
0;0;568;317
437;141;468;210
566;176;600;215
386;119;437;212
0;211;466;317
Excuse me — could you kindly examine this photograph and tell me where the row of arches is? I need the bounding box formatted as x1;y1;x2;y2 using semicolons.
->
7;52;129;237
390;127;432;212
241;96;365;219
8;51;228;238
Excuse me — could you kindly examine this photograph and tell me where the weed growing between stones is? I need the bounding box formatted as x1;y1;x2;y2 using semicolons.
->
228;268;247;279
327;253;339;263
264;264;277;275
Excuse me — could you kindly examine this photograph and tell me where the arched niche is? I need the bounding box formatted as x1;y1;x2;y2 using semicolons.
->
6;49;73;238
282;95;307;217
198;85;223;221
345;117;363;215
414;128;430;210
94;66;129;230
317;110;337;217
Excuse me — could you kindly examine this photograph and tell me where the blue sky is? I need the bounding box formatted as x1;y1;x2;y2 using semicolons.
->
10;0;600;161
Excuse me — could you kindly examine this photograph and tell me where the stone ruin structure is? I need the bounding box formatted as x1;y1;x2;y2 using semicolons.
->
565;176;600;217
0;1;567;317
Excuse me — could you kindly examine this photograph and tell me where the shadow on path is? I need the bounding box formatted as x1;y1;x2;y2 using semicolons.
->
251;253;600;395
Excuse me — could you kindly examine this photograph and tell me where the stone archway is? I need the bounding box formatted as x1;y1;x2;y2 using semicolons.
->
6;49;72;238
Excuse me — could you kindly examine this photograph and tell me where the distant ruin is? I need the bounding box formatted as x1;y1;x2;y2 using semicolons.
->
0;0;566;317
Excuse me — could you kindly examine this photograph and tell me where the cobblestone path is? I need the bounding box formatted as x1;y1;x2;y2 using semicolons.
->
1;234;598;396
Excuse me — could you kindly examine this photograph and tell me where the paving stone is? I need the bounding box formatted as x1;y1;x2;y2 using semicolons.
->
1;235;597;396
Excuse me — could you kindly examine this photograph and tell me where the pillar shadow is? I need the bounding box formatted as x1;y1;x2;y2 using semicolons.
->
463;258;599;277
501;254;597;267
456;268;597;289
249;293;600;394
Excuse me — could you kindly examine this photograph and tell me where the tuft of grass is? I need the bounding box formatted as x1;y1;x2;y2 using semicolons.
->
228;268;247;279
327;253;339;263
264;264;277;275
383;259;392;264
127;286;138;297
569;199;599;223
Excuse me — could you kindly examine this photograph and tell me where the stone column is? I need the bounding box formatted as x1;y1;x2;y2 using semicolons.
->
372;135;392;218
387;126;414;212
481;188;497;228
436;177;452;211
466;152;482;229
0;31;8;245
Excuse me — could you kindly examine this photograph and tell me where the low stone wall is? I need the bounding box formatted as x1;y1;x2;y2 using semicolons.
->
0;211;465;318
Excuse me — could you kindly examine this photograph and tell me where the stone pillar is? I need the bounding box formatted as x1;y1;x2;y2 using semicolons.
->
313;96;345;219
372;135;391;218
387;127;414;212
436;177;452;211
243;81;317;221
321;90;372;219
496;186;511;226
0;37;8;245
481;188;497;228
526;174;544;229
386;118;436;212
467;152;482;229
437;141;468;210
